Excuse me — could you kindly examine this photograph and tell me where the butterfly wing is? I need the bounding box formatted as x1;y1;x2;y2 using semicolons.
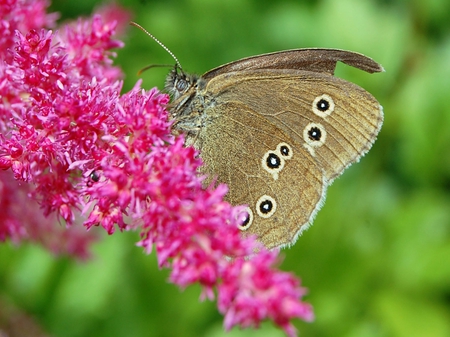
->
170;50;383;248
204;69;383;182
193;98;326;248
202;48;383;79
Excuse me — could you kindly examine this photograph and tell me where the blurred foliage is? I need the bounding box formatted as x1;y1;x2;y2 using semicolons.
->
1;0;450;336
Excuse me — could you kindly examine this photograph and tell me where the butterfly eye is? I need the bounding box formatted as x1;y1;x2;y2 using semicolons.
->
256;195;277;218
176;78;188;92
303;123;327;148
312;94;335;118
237;207;253;231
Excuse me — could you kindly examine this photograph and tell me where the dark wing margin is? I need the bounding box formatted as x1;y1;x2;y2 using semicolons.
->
202;48;384;80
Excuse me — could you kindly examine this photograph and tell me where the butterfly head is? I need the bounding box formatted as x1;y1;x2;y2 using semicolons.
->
165;65;198;101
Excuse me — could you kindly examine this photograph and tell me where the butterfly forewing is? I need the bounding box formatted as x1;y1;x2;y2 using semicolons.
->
204;69;383;182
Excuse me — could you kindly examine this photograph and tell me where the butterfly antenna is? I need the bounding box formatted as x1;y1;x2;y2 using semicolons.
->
129;21;182;71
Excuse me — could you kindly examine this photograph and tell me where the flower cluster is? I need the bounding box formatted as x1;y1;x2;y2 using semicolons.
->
0;0;314;335
0;0;97;258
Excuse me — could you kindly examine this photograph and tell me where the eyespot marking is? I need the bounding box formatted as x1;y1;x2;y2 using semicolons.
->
312;94;335;118
261;142;294;180
266;152;281;169
276;142;293;160
262;151;284;180
308;126;322;141
256;195;277;219
237;207;253;231
303;123;327;148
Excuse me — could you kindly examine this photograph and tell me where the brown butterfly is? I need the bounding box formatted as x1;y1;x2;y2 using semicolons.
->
132;23;384;249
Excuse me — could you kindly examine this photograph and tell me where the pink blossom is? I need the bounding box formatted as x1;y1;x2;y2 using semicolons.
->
0;0;58;63
0;1;314;335
219;250;314;337
0;170;96;259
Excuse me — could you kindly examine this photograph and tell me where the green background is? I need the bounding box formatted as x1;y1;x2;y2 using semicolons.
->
1;0;450;336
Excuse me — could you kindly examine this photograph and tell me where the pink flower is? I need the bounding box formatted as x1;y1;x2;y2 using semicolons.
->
0;0;58;63
0;170;96;259
219;250;314;337
0;1;314;335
